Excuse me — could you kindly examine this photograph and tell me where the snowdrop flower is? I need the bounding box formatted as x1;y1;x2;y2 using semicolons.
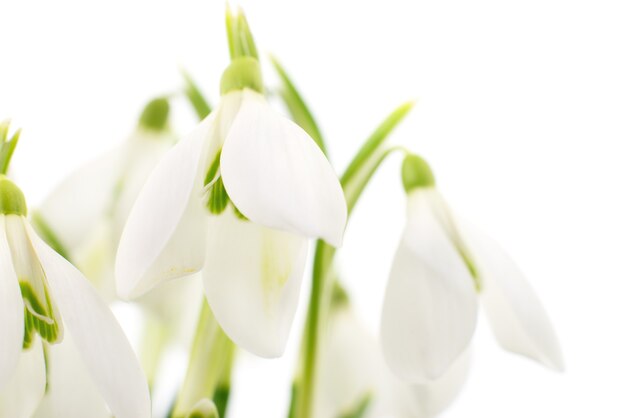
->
0;172;150;417
116;56;347;357
380;154;563;383
315;289;469;418
34;98;174;299
33;98;201;391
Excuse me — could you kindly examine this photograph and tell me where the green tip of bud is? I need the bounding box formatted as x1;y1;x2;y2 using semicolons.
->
401;153;435;192
187;399;219;418
220;57;263;95
0;176;27;216
139;97;170;132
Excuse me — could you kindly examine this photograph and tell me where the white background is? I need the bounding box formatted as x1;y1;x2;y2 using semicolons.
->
2;0;625;416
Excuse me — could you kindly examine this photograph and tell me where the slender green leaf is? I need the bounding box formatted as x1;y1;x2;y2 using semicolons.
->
225;6;240;60
182;70;212;120
237;13;258;60
0;128;20;175
341;101;414;188
270;56;327;156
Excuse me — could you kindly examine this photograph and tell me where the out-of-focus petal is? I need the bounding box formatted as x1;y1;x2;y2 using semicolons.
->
111;131;174;243
203;210;308;358
36;147;124;251
463;224;564;371
407;349;471;417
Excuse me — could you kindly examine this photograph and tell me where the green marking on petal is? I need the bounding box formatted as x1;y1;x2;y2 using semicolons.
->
20;281;63;348
207;178;228;215
260;235;291;296
204;150;248;219
204;150;222;187
232;205;248;221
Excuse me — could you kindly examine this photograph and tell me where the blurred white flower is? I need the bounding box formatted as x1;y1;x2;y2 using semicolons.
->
316;301;469;418
116;87;347;358
0;177;150;418
380;155;563;383
35;98;174;300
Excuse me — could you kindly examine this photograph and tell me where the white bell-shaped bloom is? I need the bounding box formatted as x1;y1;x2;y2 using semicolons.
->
0;177;150;418
116;88;347;358
35;123;173;299
381;186;563;384
316;303;469;418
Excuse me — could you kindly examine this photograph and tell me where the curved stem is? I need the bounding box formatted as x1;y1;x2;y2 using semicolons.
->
294;103;413;418
172;301;235;418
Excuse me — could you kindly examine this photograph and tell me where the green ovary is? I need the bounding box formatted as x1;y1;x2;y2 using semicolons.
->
20;281;62;348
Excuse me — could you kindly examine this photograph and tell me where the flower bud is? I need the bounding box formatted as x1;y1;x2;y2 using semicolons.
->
401;153;435;192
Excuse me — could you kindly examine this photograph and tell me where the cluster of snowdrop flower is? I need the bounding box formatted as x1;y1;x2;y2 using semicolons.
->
0;6;562;418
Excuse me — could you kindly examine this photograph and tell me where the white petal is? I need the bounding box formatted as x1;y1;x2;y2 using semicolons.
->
0;215;24;390
111;131;173;243
115;116;214;299
0;339;46;418
36;147;125;251
407;349;471;417
315;308;385;418
220;89;346;247
33;333;110;418
463;224;564;371
28;226;151;418
203;210;308;357
380;190;478;383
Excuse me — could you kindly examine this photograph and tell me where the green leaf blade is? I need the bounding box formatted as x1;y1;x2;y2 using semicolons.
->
270;56;327;156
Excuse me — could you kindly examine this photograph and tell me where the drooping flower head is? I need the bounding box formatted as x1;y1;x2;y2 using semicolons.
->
0;122;150;418
115;10;347;357
380;153;563;383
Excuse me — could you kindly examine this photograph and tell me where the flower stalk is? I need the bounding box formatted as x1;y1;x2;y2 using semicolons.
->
172;301;235;418
293;102;414;418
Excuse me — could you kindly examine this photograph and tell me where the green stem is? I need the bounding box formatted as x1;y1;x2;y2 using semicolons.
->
293;103;414;418
172;301;235;418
